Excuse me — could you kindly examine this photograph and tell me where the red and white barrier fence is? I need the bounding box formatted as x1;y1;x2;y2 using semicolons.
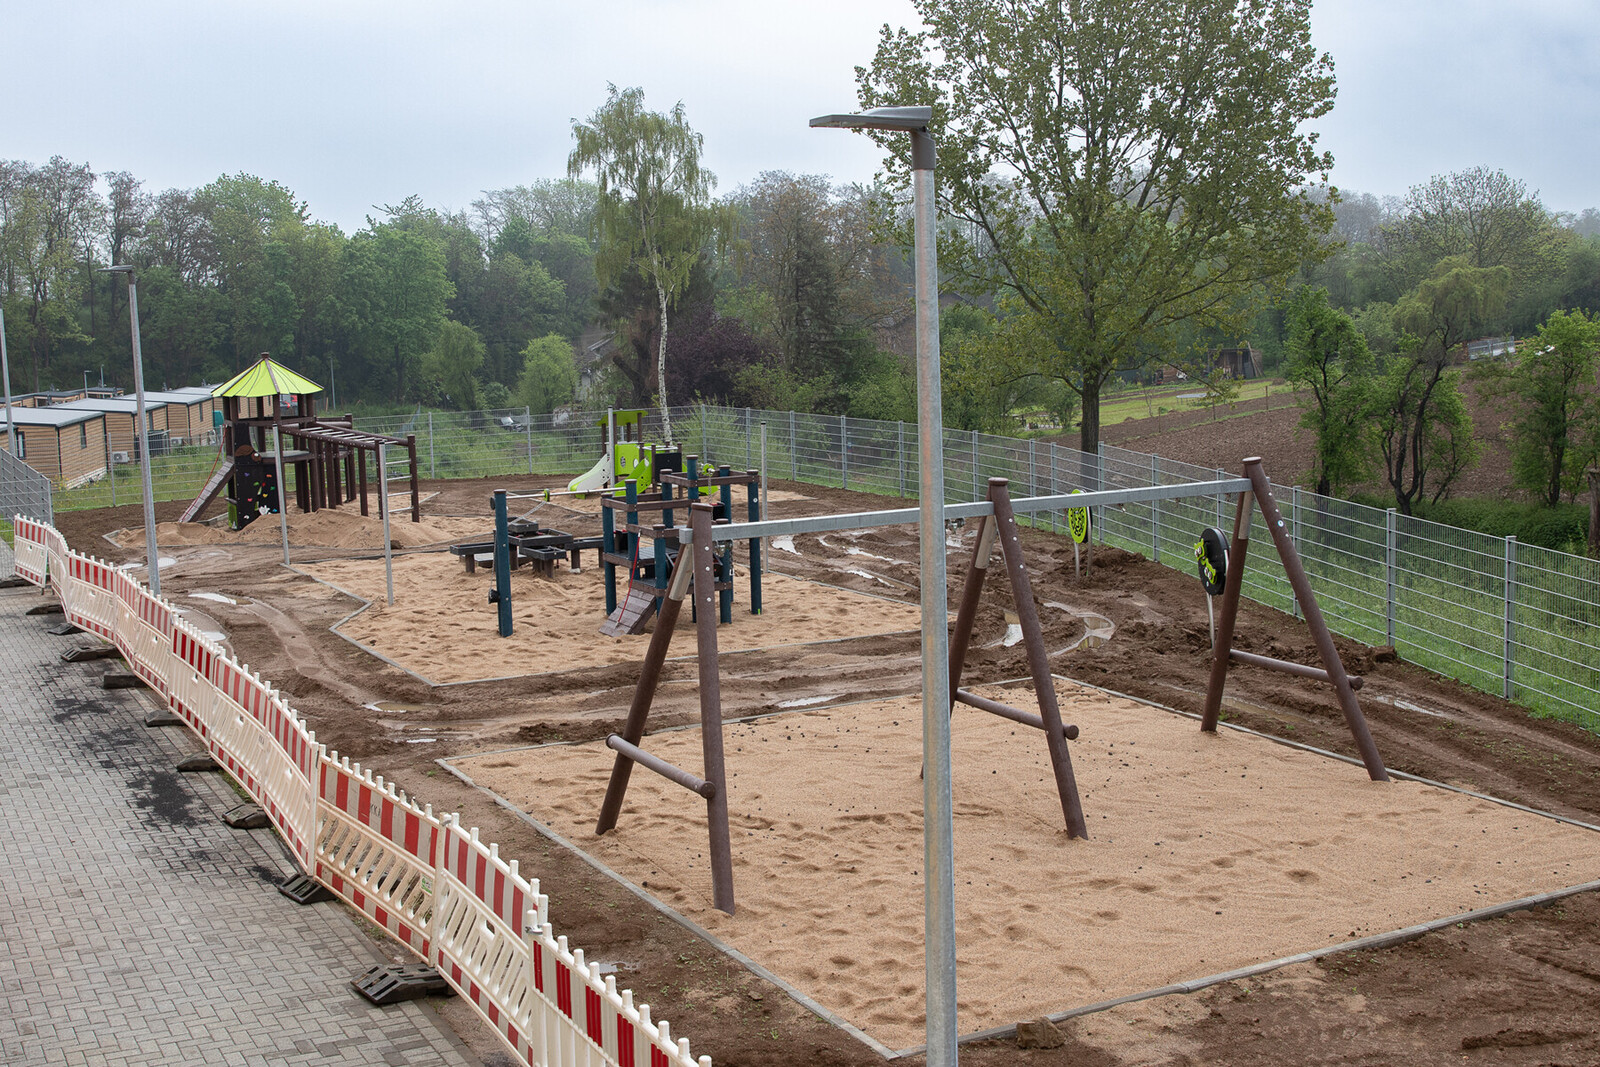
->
13;516;709;1067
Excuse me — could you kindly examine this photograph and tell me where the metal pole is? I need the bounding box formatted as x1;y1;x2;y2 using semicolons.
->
1290;485;1302;618
123;273;161;598
1385;508;1397;646
427;411;435;479
379;443;393;605
526;405;534;474
898;421;906;498
0;307;15;503
273;425;291;566
790;409;797;480
840;414;848;490
1503;535;1516;700
910;128;957;1067
1150;454;1160;562
759;421;768;537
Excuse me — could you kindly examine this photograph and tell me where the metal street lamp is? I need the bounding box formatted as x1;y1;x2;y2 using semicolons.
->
0;306;15;521
811;104;957;1066
100;265;162;598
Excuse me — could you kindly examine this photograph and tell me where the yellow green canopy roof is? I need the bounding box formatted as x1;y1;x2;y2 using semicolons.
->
211;355;324;398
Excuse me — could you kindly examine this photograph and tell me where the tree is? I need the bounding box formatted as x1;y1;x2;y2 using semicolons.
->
421;320;486;410
341;222;453;402
1284;286;1374;495
1499;310;1600;506
569;85;727;443
516;334;578;415
1372;257;1504;514
1381;168;1562;301
859;0;1337;454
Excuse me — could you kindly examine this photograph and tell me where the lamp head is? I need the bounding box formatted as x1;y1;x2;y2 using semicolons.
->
809;105;932;132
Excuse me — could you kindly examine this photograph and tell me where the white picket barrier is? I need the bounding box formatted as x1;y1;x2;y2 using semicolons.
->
65;555;120;642
10;520;711;1067
12;516;47;585
316;755;441;957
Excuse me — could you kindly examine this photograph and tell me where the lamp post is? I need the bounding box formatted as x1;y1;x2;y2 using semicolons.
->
811;105;956;1065
0;306;15;516
100;266;161;597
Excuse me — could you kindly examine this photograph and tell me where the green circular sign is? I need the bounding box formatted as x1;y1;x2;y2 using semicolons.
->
1067;490;1091;544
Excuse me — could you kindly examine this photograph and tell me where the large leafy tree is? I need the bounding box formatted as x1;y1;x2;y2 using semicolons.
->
340;221;453;402
860;0;1338;453
1493;309;1600;506
1372;257;1504;514
569;85;726;443
1284;286;1374;495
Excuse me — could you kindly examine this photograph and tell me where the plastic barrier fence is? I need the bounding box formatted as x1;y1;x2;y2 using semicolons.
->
13;516;709;1067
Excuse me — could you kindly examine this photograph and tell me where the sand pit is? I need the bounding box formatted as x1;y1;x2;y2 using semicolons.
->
110;499;477;552
451;682;1600;1049
299;553;921;684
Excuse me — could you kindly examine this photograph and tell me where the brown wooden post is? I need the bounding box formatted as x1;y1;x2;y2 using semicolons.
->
990;480;1090;838
947;513;997;704
357;445;369;517
1200;480;1253;732
407;434;420;522
596;549;691;835
1242;458;1388;781
690;503;736;915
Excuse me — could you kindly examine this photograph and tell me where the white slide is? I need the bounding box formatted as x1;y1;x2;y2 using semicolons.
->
566;453;611;494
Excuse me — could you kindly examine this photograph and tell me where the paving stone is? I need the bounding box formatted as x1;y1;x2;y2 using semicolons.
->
0;588;481;1067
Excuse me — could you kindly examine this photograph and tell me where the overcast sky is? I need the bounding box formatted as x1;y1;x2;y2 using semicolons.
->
11;0;1598;234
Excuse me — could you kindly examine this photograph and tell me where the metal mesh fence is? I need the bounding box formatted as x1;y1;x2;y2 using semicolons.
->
47;401;1599;729
1;444;54;577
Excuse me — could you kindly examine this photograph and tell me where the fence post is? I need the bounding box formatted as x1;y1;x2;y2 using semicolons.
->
971;430;979;501
1096;441;1106;544
790;410;797;481
897;421;906;498
700;403;708;459
840;415;848;490
1504;535;1517;700
1050;443;1059;534
745;408;752;470
428;412;436;479
1149;454;1160;562
526;406;534;474
1385;508;1397;647
1216;468;1226;532
1290;485;1302;618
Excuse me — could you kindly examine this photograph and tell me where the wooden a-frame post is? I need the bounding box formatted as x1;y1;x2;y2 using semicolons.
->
1201;457;1389;782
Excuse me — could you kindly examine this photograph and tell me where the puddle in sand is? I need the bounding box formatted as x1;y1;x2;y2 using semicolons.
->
772;535;799;554
189;592;238;605
777;695;831;709
363;701;430;715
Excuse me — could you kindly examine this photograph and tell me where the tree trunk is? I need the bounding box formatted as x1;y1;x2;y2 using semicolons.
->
656;280;673;445
1589;467;1599;560
1078;378;1101;456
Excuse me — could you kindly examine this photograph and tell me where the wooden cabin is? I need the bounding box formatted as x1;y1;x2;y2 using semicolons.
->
0;407;109;487
143;390;218;445
51;397;172;460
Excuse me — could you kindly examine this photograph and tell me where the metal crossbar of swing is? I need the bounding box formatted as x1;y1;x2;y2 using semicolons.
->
671;478;1253;544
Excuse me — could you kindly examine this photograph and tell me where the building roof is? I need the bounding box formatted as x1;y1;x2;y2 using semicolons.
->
0;405;106;429
52;397;170;415
141;390;213;406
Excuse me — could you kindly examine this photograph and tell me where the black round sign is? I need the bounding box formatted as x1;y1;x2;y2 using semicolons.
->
1195;527;1228;595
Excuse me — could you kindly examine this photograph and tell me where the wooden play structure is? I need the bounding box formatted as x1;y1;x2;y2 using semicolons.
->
1198;456;1389;781
598;459;763;637
179;355;421;530
586;457;1389;915
593;477;1087;915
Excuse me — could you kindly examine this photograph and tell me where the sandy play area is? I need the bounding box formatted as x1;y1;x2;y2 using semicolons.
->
299;553;922;684
453;680;1600;1050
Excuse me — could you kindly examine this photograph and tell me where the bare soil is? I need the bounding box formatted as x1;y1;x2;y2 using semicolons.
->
53;463;1600;1067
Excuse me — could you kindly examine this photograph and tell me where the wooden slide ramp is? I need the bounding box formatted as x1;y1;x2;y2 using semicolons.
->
600;586;659;636
178;457;235;523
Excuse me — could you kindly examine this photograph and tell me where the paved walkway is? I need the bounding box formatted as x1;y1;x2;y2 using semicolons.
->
0;584;483;1067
